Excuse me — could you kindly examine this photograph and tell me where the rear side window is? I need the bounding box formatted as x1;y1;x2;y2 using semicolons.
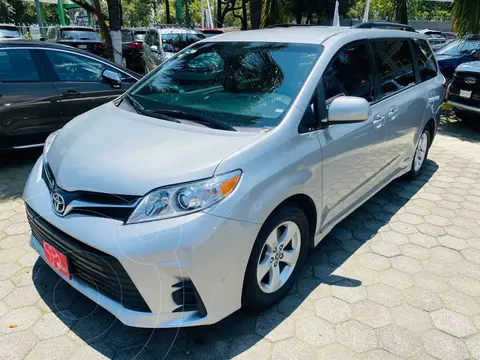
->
372;39;415;98
413;38;437;82
122;30;133;42
0;49;39;82
323;43;375;103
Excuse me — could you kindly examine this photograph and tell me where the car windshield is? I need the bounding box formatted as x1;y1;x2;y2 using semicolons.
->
161;33;206;53
436;39;480;56
60;29;100;41
134;32;146;41
129;41;322;130
0;27;21;38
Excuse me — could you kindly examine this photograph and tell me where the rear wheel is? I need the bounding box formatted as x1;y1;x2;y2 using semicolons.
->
408;127;431;179
242;203;309;310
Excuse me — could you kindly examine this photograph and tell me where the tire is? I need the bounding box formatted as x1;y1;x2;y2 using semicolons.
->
242;203;309;310
408;127;431;179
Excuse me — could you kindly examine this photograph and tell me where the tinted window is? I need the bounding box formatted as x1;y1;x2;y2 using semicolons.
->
45;50;126;81
0;49;39;82
161;33;206;53
59;29;100;41
131;42;322;129
122;30;133;42
323;43;375;103
0;26;22;39
413;39;437;82
134;31;146;41
373;40;415;97
437;39;480;56
152;31;160;47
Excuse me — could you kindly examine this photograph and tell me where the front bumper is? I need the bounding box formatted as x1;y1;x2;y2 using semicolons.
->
24;157;261;328
447;100;480;115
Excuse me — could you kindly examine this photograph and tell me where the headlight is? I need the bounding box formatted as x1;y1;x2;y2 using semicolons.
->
127;170;242;224
43;130;60;157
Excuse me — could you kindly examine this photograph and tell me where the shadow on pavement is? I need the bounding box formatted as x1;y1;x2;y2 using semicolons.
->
438;110;480;143
31;158;438;359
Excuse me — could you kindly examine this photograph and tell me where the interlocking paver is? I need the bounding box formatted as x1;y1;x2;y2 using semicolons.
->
366;283;404;308
431;309;478;338
380;268;414;290
390;304;434;333
422;329;470;360
295;316;335;347
272;338;315;360
379;325;422;358
255;313;295;342
441;290;480;316
448;275;480;297
315;297;352;324
2;117;480;359
352;300;392;328
335;320;377;353
403;287;443;312
315;343;359;360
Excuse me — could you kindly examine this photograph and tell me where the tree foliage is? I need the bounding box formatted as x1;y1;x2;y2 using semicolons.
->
453;0;480;35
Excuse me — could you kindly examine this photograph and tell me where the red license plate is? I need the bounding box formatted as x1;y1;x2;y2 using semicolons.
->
43;242;70;279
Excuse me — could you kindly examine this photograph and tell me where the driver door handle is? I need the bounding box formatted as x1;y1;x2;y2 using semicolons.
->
387;105;399;120
373;114;386;129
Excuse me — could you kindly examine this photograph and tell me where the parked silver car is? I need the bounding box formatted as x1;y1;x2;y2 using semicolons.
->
142;24;205;73
24;24;444;328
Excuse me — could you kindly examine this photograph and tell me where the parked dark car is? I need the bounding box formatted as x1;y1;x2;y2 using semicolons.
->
446;61;480;123
0;41;141;151
436;35;480;79
46;26;106;56
121;27;147;71
198;28;223;38
0;24;25;40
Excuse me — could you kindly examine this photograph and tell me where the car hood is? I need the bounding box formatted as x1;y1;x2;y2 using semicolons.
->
456;60;480;73
47;102;262;196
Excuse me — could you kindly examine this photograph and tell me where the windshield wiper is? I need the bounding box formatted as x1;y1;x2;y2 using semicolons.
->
149;109;237;132
125;95;180;123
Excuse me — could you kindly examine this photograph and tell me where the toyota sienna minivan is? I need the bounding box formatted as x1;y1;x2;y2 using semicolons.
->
24;23;444;328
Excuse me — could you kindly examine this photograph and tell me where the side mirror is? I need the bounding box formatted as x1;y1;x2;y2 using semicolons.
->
102;69;122;88
327;96;371;123
150;45;158;53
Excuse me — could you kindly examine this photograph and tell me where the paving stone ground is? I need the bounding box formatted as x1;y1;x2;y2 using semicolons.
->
0;113;480;359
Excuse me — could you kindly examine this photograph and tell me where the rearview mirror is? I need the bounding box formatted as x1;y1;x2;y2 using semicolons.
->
102;69;122;88
150;45;158;53
327;96;371;123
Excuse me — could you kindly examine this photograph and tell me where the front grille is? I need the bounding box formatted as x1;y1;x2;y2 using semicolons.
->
42;161;140;222
449;72;480;106
27;205;151;313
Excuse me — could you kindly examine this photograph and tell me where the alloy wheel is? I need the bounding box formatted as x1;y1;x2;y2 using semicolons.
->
256;221;301;293
414;132;428;172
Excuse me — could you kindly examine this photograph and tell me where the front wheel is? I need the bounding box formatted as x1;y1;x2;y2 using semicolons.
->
242;203;309;310
408;127;431;179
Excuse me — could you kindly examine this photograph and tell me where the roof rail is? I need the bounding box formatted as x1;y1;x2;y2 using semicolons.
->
266;24;322;29
353;22;416;32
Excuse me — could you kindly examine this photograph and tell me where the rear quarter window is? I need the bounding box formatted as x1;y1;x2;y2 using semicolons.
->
0;49;39;82
372;39;415;98
413;38;438;82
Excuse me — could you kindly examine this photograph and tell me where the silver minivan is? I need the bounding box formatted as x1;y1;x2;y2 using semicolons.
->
24;24;444;328
142;25;205;73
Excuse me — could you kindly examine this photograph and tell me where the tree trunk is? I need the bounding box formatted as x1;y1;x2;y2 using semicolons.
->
393;0;408;25
107;0;123;65
250;0;262;29
295;10;302;24
241;0;248;30
216;0;222;27
165;0;171;23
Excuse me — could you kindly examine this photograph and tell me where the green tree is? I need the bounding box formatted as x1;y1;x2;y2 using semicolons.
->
393;0;408;24
123;0;153;27
453;0;480;35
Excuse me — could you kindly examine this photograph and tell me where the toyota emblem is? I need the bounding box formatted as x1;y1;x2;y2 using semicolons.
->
51;192;66;216
465;77;476;84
